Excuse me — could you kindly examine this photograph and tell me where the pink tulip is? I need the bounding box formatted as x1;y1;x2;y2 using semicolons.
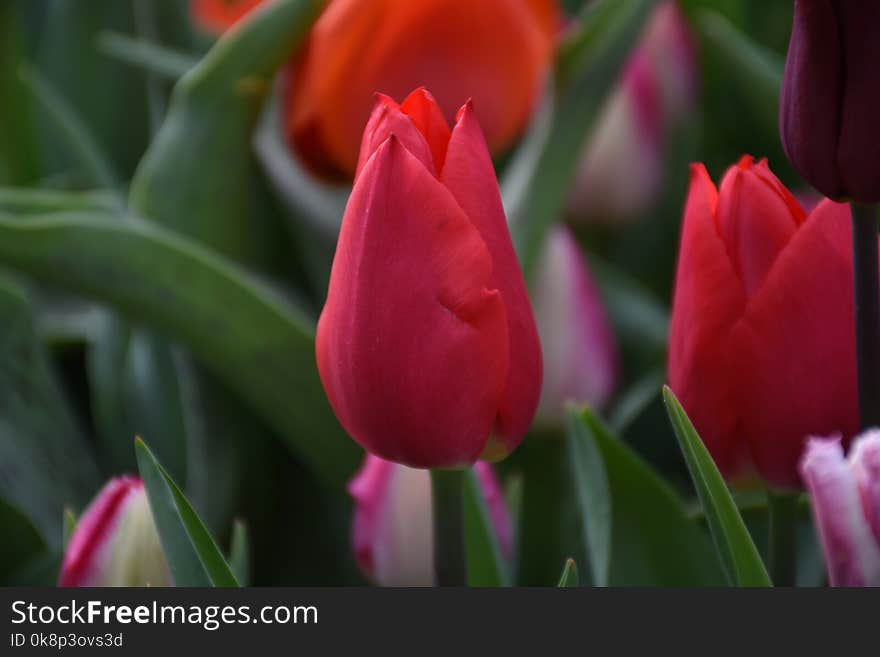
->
800;432;880;586
568;0;697;223
348;455;512;586
531;226;618;425
59;476;171;587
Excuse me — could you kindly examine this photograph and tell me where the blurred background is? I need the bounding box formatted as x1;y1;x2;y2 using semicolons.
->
0;0;817;586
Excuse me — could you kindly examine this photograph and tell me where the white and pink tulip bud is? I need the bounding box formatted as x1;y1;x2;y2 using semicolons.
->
531;226;618;426
59;476;171;587
800;432;880;587
347;455;512;587
567;0;697;223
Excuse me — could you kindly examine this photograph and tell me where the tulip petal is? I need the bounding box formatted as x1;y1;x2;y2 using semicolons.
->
473;462;513;560
800;437;880;586
779;0;845;199
669;164;749;480
400;87;452;174
355;94;439;181
715;157;803;296
286;0;556;176
441;103;542;457
836;1;880;202
733;199;859;488
852;430;880;548
60;477;140;587
532;226;618;424
317;136;509;468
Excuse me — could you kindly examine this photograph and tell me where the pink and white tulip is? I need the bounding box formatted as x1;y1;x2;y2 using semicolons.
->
800;432;880;587
59;476;171;587
348;455;512;586
567;0;697;223
531;226;618;426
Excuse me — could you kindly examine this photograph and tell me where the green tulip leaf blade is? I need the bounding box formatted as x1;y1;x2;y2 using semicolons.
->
568;406;725;586
557;559;579;588
463;467;510;587
135;437;238;587
0;211;359;485
662;386;771;586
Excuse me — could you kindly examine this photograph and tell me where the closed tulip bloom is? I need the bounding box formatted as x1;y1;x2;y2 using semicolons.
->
568;1;696;222
59;477;171;587
780;1;880;203
668;156;863;489
800;432;880;586
191;0;263;34
316;89;542;468
531;226;618;426
348;455;512;586
284;0;559;178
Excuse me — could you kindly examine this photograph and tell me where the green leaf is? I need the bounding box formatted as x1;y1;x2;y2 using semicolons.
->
568;407;725;586
0;276;100;547
662;386;771;586
463;468;509;587
129;0;322;266
0;496;48;584
0;187;118;215
0;3;42;184
511;0;658;277
97;31;196;81
228;519;251;587
135;437;238;587
62;507;77;549
87;320;188;483
18;64;121;194
557;559;579;587
0;212;360;484
696;9;782;140
565;408;611;586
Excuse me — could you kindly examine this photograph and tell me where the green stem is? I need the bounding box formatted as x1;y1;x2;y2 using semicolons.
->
767;491;798;587
851;203;880;428
430;468;466;587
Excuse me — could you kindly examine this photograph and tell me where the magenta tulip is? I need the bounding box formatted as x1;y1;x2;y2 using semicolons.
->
59;476;170;587
348;454;512;586
800;432;880;586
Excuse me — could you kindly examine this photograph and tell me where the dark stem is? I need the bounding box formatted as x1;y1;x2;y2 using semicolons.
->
430;468;466;586
851;204;880;428
767;491;799;587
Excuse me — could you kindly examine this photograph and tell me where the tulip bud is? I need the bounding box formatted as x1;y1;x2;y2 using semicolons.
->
59;476;171;587
531;226;618;426
348;455;512;586
316;89;542;468
779;1;880;203
283;0;559;179
567;0;697;223
190;0;263;34
800;432;880;586
668;156;863;489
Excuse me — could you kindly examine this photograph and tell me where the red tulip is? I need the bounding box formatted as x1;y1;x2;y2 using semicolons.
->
284;0;559;179
348;455;512;586
316;89;542;468
668;156;864;489
59;477;171;587
190;0;263;34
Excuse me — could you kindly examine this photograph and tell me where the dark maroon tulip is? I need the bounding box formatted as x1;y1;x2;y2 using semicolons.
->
780;0;880;203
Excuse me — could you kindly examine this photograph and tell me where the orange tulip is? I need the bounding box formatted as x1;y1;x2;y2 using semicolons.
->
190;0;263;34
284;0;559;178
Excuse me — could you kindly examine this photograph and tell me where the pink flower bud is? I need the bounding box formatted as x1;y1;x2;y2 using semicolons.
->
531;226;618;426
59;476;171;587
568;0;697;223
348;455;512;586
800;433;880;587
